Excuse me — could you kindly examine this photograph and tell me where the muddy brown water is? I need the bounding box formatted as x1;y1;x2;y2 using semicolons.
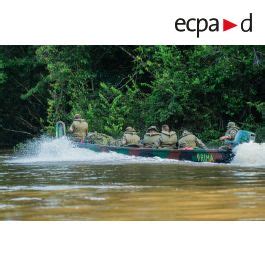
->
1;149;265;220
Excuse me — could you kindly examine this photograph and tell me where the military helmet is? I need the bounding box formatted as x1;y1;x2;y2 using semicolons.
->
227;122;236;128
182;130;191;136
147;126;158;132
125;126;135;132
74;113;81;119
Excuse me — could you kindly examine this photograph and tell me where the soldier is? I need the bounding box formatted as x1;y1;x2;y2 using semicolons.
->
219;122;240;141
87;131;115;145
68;114;88;141
178;130;206;149
143;126;160;148
158;124;177;149
121;127;140;146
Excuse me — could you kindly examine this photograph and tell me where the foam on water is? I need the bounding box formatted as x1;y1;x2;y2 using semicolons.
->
231;142;265;167
9;136;173;164
10;136;134;163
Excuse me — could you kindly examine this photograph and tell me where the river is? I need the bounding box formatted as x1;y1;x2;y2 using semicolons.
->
0;137;265;220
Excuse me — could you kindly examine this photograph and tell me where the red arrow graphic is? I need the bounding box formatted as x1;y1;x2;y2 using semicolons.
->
223;19;237;31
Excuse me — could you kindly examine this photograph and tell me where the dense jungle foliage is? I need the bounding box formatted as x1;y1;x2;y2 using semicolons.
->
0;45;264;147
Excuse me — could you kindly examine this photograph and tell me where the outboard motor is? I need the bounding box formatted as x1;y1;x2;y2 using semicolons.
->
55;121;66;138
225;130;256;148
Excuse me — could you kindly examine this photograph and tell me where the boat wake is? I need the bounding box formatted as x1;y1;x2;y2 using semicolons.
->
8;136;175;165
231;142;265;167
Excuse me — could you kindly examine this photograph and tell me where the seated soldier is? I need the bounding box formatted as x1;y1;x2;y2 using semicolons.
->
87;131;115;145
142;126;160;148
178;130;206;149
68;114;88;142
219;121;240;150
121;127;140;146
158;124;177;149
219;122;240;141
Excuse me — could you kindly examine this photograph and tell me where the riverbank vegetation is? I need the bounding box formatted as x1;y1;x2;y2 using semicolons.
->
0;45;264;147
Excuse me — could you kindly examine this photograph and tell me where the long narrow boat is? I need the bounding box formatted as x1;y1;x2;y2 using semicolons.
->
75;142;234;163
55;121;256;164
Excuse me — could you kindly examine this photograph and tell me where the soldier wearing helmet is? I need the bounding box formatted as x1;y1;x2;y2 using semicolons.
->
69;114;88;141
121;127;140;146
178;130;206;149
219;122;240;141
143;126;160;148
158;124;177;149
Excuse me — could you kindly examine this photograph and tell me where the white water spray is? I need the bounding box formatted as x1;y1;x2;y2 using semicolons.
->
11;136;137;163
231;142;265;167
10;136;179;164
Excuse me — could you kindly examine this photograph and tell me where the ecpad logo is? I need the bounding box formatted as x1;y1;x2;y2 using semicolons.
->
175;13;252;38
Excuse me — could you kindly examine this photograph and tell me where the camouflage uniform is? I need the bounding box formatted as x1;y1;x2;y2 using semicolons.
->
87;132;115;145
121;127;140;146
158;130;177;148
224;122;239;140
143;126;160;148
178;130;206;149
69;116;88;141
219;122;240;150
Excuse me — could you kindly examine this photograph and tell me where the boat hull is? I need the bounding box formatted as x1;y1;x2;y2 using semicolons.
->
76;143;234;163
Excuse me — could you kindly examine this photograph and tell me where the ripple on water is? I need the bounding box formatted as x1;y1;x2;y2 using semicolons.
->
233;171;265;177
10;197;43;201
0;184;158;192
85;197;106;201
0;204;15;209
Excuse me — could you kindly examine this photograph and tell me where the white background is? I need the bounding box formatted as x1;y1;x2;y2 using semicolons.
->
0;0;264;264
0;222;264;265
0;0;263;44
